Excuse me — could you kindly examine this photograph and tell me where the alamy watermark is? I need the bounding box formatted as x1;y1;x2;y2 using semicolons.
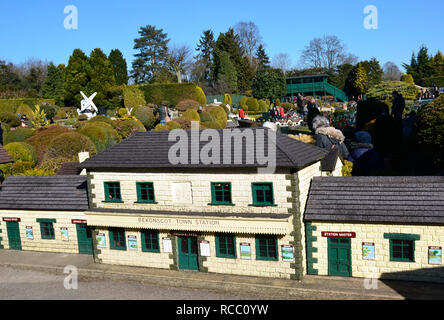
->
168;122;277;174
64;5;78;30
63;265;78;290
363;5;378;30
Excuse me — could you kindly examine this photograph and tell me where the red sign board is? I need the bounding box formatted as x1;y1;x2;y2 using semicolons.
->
71;219;87;224
321;231;356;238
2;217;21;222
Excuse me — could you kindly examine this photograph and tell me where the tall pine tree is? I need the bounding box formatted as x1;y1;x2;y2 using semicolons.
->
109;49;128;85
64;49;89;107
86;48;116;107
131;25;170;84
42;63;65;106
255;44;270;70
195;30;215;83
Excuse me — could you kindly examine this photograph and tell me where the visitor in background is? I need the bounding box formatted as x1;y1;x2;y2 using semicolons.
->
297;93;304;115
198;106;203;114
391;91;405;128
239;107;245;120
348;131;373;162
280;105;285;120
307;98;320;134
312;115;350;160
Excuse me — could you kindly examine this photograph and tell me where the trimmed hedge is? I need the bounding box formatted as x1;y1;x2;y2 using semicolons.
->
181;109;200;122
3;128;34;145
77;123;120;152
25;125;71;163
176;99;200;112
114;119;146;139
133;106;156;130
153;121;182;131
4;142;37;165
0;112;21;128
138;83;206;106
45;132;96;161
88;115;115;127
0;98;55;114
367;81;419;101
209;106;227;129
0;161;35;177
123;86;146;108
16;104;34;120
246;97;259;112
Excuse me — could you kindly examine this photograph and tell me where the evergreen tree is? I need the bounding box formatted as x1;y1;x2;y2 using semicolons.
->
255;44;270;69
195;30;215;83
360;58;383;88
64;49;89;107
217;51;237;93
109;49;128;85
41;63;65;106
252;67;286;100
403;45;433;86
131;25;170;84
86;48;116;107
344;62;368;97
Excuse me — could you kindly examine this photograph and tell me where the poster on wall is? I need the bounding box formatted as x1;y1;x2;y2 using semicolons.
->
428;246;442;265
25;226;33;240
362;243;375;260
240;243;251;259
281;245;294;262
96;233;106;248
128;235;138;250
199;240;210;257
163;238;172;253
60;228;69;241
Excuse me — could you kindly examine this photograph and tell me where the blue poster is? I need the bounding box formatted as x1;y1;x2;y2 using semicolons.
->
362;243;375;260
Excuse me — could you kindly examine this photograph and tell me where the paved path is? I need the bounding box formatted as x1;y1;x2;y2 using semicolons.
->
1;250;444;300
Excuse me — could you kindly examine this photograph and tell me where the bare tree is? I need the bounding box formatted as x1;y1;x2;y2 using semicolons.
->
234;21;262;64
300;35;356;70
383;61;402;81
167;44;192;83
272;53;292;73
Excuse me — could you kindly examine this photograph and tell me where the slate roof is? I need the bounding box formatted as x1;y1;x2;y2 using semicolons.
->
79;129;329;170
0;145;13;164
0;176;88;211
56;162;81;175
304;176;444;224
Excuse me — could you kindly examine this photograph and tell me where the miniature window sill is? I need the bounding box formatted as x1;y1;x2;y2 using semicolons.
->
208;203;235;206
142;248;161;253
134;201;158;204
102;200;124;203
248;204;277;207
256;256;278;261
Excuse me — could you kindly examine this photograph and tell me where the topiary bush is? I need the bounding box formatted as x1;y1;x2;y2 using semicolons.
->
123;86;147;108
199;112;216;123
114;119;146;139
195;86;207;106
133;106;156;129
280;102;294;112
209;106;228;129
223;93;232;105
45;132;96;161
16;104;34;120
78;114;88;121
275;98;281;106
153;121;182;131
258;100;269;113
400;74;414;85
53;108;67;121
367;81;419;101
240;96;248;108
77;123;120;152
176;99;200;112
0;112;21;128
0;161;35;177
4;142;37;165
88;115;116;127
3;128;34;145
245;97;259;112
41;104;57;121
25;125;71;163
181;109;200;122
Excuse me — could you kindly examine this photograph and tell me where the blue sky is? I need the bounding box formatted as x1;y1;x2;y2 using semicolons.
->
0;0;443;72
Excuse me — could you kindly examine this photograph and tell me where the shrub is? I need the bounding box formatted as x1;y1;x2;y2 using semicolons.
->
367;81;419;101
195;86;207;106
0;112;21;128
209;106;227;129
16;168;54;176
59;107;77;118
275;98;281;106
16;104;34;120
0;161;35;177
181;109;200;122
4;142;37;165
174;117;192;130
78;114;88;121
342;160;353;176
45;132;96;161
176;99;200;112
258;100;268;113
240;96;248;108
53;108;67;120
39;156;77;173
31;105;50;128
133;106;156;130
0;98;55;114
153;121;182;131
246;97;259;112
77;123;120;152
114;119;146;139
223;93;232;105
25;125;71;163
280;102;294;112
400;74;414;85
199;112;215;123
41;104;57;121
118;108;130;118
123;86;146;108
3;128;34;145
88;115;115;127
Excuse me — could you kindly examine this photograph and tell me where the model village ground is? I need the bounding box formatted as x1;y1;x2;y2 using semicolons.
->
0;26;444;300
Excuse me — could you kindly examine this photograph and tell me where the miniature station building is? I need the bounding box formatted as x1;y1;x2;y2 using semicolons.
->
304;176;444;283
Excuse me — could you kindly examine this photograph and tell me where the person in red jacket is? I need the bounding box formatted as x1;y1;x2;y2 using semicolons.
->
280;106;285;119
239;107;245;119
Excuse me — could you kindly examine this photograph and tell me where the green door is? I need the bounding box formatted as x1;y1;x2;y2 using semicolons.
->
6;222;22;250
328;238;351;277
76;224;93;254
178;236;199;270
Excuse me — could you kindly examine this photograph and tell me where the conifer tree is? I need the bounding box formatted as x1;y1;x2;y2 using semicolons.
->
42;63;65;106
86;48;116;107
109;49;128;85
64;49;89;107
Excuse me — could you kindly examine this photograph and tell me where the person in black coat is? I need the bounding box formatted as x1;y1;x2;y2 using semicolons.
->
313;115;350;160
391;91;405;128
307;98;320;134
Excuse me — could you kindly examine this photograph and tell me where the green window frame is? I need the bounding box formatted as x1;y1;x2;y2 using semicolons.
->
384;233;419;263
136;182;156;203
215;233;236;258
255;235;278;261
210;182;233;205
39;222;55;240
141;230;160;253
251;183;275;206
109;228;126;250
104;182;122;203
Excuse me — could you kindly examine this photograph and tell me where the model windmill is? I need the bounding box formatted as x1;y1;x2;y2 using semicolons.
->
77;91;98;119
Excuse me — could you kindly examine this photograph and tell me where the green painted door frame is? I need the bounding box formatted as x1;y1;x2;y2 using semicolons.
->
328;237;351;277
178;236;199;270
6;221;22;250
76;224;93;255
